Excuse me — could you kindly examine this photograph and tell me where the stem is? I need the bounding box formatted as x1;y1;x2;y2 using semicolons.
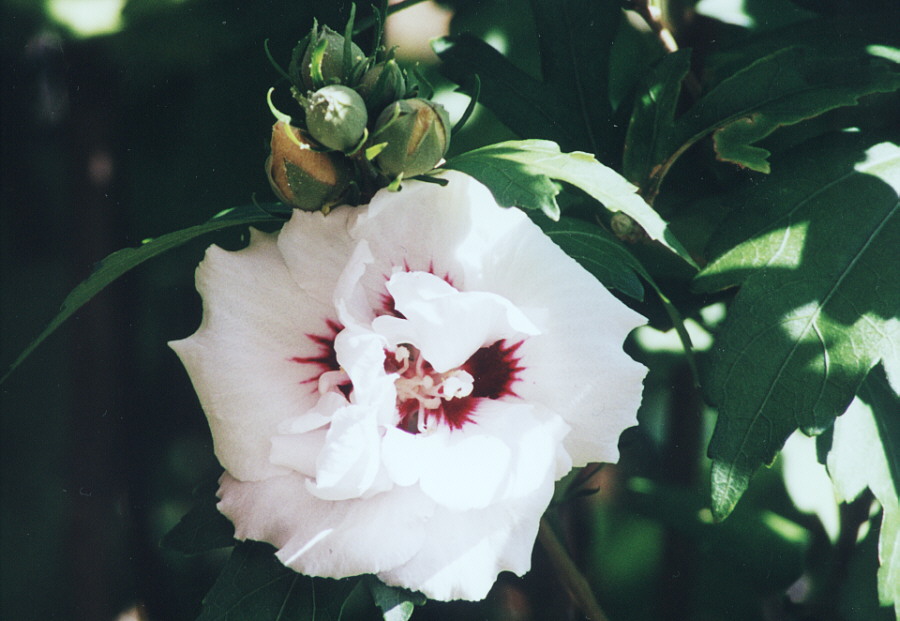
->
354;0;432;35
538;518;610;621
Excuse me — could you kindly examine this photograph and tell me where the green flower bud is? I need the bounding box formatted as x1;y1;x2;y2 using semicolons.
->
304;85;368;152
296;25;365;90
267;120;351;211
372;98;451;178
356;60;406;114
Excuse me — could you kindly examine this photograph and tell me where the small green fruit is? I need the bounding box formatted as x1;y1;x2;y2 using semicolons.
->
304;85;368;152
373;98;451;178
357;60;406;114
295;25;365;90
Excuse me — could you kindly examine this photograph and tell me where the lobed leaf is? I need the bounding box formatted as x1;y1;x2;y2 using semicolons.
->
444;139;698;268
0;204;291;385
197;542;359;621
695;133;900;520
649;46;900;195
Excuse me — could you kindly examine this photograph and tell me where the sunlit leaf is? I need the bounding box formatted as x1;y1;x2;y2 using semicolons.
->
0;203;290;384
366;577;425;621
828;366;900;613
444;139;698;268
695;133;900;520
197;541;359;621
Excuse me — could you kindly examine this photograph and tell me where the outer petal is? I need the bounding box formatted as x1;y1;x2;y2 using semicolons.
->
218;472;435;577
169;230;335;481
469;207;647;465
277;207;358;308
376;459;557;601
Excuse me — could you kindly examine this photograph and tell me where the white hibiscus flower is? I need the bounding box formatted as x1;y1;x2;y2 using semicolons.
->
170;171;646;601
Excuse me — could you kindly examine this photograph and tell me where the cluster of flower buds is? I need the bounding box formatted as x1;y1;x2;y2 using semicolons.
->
266;19;452;212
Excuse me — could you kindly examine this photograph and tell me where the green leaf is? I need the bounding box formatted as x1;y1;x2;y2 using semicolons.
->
1;203;290;384
444;139;699;268
161;475;235;555
536;216;645;301
528;0;620;159
827;366;900;613
623;49;692;186
695;133;900;520
650;46;900;193
365;576;425;621
197;541;359;621
433;34;579;151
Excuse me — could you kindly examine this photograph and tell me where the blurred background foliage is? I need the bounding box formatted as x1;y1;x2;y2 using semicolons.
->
0;0;895;620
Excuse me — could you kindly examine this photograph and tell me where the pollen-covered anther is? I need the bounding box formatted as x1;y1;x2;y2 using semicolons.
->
388;345;475;433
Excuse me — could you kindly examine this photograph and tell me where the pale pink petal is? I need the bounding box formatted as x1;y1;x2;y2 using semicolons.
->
169;229;336;481
376;469;555;601
218;473;435;577
372;271;539;372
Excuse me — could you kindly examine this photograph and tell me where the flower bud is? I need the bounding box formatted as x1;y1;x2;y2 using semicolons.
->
304;85;368;152
356;60;406;114
296;25;365;90
267;121;351;211
373;98;451;178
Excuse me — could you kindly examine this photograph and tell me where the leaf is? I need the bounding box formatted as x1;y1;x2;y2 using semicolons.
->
528;0;620;159
433;34;579;151
695;133;900;520
827;366;900;613
536;216;645;301
444;139;699;268
161;475;235;555
366;576;425;621
622;49;692;186
650;46;900;193
197;541;359;621
1;203;290;384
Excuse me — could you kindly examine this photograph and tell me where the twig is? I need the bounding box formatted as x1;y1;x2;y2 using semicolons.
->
538;518;610;621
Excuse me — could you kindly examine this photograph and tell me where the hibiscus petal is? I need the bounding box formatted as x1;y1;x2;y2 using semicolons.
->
218;472;435;577
376;469;555;601
372;271;539;373
169;230;334;481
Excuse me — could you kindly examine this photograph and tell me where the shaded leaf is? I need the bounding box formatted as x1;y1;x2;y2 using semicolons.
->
433;34;579;151
529;0;621;159
366;576;425;621
827;366;900;613
162;475;235;555
444;139;698;268
695;133;900;520
536;215;645;301
650;46;900;194
1;203;290;384
623;49;692;186
197;541;359;621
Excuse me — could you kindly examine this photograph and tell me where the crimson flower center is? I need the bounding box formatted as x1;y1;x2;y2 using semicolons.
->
384;339;525;434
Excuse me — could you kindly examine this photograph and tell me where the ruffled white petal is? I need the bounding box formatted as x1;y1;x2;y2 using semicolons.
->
169;229;335;481
372;271;539;372
218;472;434;577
